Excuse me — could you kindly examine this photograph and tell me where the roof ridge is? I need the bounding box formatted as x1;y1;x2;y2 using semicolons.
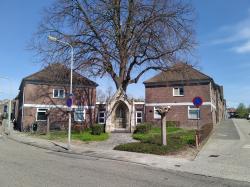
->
143;64;213;84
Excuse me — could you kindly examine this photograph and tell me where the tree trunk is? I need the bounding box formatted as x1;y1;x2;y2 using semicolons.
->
161;115;167;146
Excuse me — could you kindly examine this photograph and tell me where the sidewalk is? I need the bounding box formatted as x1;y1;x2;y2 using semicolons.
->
8;131;190;171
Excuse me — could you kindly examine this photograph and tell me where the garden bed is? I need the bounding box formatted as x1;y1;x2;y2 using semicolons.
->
114;127;195;155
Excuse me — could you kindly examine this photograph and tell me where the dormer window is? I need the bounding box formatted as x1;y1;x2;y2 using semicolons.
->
173;87;184;96
53;89;65;98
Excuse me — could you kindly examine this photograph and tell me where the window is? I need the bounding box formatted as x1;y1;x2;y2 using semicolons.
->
188;106;200;119
53;89;65;98
74;107;85;122
154;107;161;119
173;87;184;96
98;111;106;124
36;108;48;121
136;111;143;124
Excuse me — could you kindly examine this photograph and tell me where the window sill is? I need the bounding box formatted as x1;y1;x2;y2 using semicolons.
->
173;95;184;97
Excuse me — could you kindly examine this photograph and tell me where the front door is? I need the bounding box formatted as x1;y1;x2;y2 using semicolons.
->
115;103;127;128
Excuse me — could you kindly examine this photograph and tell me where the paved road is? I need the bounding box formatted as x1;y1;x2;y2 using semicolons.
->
180;119;250;183
0;137;249;187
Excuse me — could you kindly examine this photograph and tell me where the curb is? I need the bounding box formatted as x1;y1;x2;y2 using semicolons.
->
6;134;158;168
7;135;69;153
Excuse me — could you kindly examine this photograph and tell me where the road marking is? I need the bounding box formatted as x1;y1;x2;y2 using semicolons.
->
242;144;250;149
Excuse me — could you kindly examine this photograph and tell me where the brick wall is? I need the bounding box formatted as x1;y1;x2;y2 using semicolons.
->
17;83;96;131
145;105;213;129
145;83;213;128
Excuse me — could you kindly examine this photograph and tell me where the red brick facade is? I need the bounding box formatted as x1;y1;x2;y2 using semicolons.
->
143;64;226;129
15;64;97;132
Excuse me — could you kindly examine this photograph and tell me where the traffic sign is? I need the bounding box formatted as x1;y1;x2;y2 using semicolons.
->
192;96;203;108
66;98;73;107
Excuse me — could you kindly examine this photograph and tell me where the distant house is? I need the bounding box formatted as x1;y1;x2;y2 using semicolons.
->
227;108;236;118
15;64;98;132
143;63;226;129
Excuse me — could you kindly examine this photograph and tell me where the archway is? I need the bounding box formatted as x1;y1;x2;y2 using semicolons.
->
114;101;129;129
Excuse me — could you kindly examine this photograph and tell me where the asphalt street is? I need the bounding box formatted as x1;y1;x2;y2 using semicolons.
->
0;136;249;187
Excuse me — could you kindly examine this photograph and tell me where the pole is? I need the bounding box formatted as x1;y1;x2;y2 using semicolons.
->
48;36;74;150
196;106;200;148
8;99;11;134
68;46;74;150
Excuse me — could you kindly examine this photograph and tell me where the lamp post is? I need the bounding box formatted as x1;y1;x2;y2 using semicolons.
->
0;76;12;134
48;36;74;150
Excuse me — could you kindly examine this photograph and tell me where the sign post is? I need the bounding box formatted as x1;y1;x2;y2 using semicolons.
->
66;96;73;149
192;96;203;148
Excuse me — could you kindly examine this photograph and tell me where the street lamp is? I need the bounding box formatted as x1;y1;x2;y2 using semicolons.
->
0;76;12;135
48;35;74;150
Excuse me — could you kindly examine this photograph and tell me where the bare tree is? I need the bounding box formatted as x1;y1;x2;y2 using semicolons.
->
96;88;106;103
31;0;195;92
105;86;114;102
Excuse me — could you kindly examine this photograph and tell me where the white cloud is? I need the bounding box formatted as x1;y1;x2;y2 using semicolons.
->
211;13;250;54
233;41;250;53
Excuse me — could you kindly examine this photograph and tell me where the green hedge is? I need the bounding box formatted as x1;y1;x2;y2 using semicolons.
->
134;123;152;134
91;124;103;135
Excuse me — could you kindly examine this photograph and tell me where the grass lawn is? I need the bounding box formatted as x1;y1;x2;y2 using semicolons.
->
114;127;195;155
30;130;109;142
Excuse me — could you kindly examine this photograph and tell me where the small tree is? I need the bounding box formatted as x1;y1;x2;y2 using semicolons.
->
236;103;248;118
155;106;171;146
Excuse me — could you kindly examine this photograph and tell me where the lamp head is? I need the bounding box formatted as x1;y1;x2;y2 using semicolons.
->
48;35;58;42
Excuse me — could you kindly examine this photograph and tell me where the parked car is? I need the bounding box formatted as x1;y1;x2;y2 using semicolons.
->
247;114;250;120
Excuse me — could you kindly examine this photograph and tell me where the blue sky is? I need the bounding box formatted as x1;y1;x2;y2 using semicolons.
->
0;0;250;107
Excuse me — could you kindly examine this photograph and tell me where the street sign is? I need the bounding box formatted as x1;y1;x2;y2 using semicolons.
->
192;96;203;108
66;98;73;107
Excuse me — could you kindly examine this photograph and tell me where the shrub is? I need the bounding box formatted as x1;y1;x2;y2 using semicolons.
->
114;142;170;155
91;124;103;135
180;131;196;145
73;124;84;133
166;121;180;127
134;123;152;134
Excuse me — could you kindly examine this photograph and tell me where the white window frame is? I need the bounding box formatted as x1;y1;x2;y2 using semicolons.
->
53;89;65;99
188;106;200;120
136;111;143;124
173;87;184;96
74;107;85;122
154;107;161;119
98;111;106;124
36;108;48;121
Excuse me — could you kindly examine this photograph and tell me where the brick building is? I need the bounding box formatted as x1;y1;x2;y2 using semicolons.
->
143;63;226;129
15;64;98;132
15;63;226;133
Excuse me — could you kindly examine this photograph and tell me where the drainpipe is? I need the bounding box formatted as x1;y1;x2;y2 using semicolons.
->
21;87;25;131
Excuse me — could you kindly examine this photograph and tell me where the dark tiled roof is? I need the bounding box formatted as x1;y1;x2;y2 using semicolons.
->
144;63;213;84
21;63;98;88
